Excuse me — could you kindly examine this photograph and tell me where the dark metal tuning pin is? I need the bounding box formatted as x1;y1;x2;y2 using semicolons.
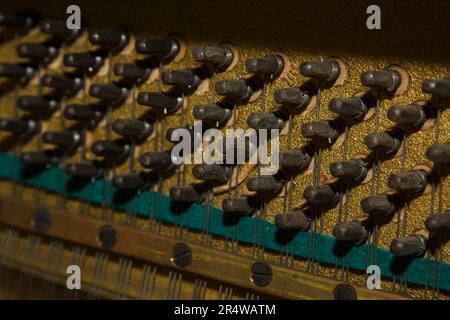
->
247;175;284;193
64;162;100;177
275;210;312;230
192;164;232;183
222;196;257;215
112;119;153;139
390;234;427;257
161;69;201;91
41;131;81;148
360;69;401;93
89;28;129;51
0;63;35;81
425;211;450;233
301;120;342;141
135;37;180;62
328;97;370;120
360;194;399;219
63;52;103;74
279;148;312;172
330;159;368;182
63;104;103;122
332;220;369;245
41;74;83;94
300;60;341;83
387;104;426;127
140;151;174;172
0;11;35;32
40;20;81;42
303;184;340;207
215;79;255;101
16;96;58;115
388;170;428;196
426;142;450;164
245;55;284;78
114;62;150;81
20;151;59;167
192;46;233;71
273;87;311;108
112;172;146;189
364;131;400;154
247;112;284;130
16;43;59;64
0;118;37;135
91;140;129;159
170;184;207;203
422;78;450;98
89;83;127;102
137;92;183;115
193;105;231;125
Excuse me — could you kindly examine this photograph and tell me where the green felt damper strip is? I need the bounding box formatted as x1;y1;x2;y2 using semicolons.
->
0;152;448;292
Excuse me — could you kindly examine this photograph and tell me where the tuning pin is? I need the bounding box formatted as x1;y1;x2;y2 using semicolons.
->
387;104;426;127
273;87;311;108
161;69;202;91
89;28;129;51
41;74;83;93
139;151;174;172
91;140;129;159
361;194;400;219
89;83;127;102
0;10;35;32
360;69;401;93
222;196;257;215
425;211;450;233
170;184;207;203
215;79;256;101
112;172;146;189
137;92;183;114
364;131;400;154
247;175;284;194
274;210;312;230
0;117;38;136
245;55;284;78
422;78;450;98
63;104;103;122
301;120;342;141
328;97;371;120
303;184;340;207
0;63;35;81
192;46;233;71
300;60;341;83
279;148;312;172
112;119;153;139
332;220;369;244
135;37;180;62
64;161;100;177
390;234;427;257
388;170;428;196
20;151;60;167
114;61;150;81
192;164;232;183
16;43;59;63
193;104;231;125
40;20;81;42
42;130;81;148
330;159;368;182
426;142;450;163
246;112;284;131
63;52;103;74
16;96;58;115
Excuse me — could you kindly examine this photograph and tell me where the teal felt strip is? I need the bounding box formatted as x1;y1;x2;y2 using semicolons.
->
0;152;448;292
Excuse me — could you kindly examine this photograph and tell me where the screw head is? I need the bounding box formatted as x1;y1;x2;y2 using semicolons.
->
250;261;272;287
333;283;357;300
33;207;51;232
98;225;117;249
171;243;192;268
